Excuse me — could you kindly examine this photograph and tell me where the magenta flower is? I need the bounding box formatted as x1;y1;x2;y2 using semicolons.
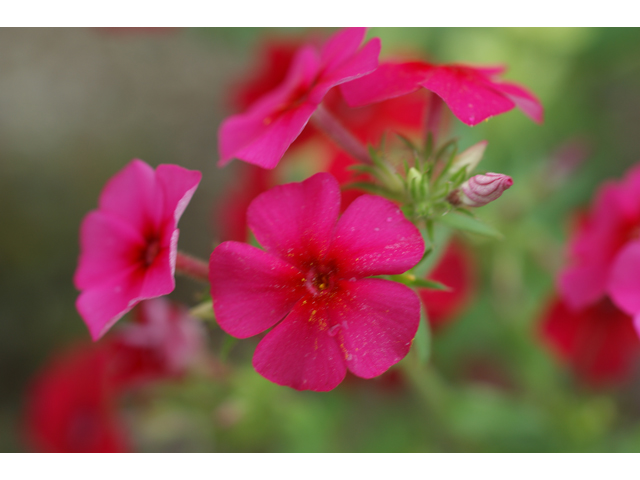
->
209;173;424;391
340;61;543;126
218;28;380;170
459;172;513;207
74;159;202;341
559;164;640;333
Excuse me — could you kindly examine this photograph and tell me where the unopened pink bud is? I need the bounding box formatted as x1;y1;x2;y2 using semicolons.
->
459;173;513;207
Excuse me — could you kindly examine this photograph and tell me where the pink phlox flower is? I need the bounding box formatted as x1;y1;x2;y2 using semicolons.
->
559;164;640;335
74;159;202;341
112;298;205;385
218;28;381;170
340;61;543;126
209;172;424;391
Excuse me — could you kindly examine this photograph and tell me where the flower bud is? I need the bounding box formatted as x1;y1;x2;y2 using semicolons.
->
458;173;513;207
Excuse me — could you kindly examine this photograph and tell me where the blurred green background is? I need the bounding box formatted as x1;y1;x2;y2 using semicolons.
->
2;28;640;452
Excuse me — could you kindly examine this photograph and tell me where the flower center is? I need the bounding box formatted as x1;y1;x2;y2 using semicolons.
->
304;263;337;297
144;238;161;266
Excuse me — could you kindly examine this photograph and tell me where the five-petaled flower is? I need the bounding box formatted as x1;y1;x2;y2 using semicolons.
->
340;61;543;126
218;28;380;170
559;164;640;335
209;172;425;391
74;159;202;341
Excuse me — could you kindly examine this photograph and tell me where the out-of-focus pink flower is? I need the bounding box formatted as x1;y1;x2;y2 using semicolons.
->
419;241;476;331
217;164;274;242
209;173;424;391
458;172;513;207
109;298;205;388
218;28;380;169
74;159;201;340
540;297;640;386
24;343;130;453
341;61;543;126
559;164;640;333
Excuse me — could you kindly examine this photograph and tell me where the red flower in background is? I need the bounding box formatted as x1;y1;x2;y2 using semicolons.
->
540;297;640;386
419;241;476;331
559;164;640;332
218;28;380;169
24;343;130;453
24;298;205;452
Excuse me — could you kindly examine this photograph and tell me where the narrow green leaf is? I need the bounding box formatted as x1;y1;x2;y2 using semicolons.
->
439;212;504;239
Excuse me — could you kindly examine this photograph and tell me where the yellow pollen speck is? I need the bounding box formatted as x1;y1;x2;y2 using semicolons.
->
311;310;317;315
319;283;326;290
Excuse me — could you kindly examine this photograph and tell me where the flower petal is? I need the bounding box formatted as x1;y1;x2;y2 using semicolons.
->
559;262;609;311
420;65;515;126
209;241;305;338
312;37;381;102
74;211;146;290
218;46;321;169
97;159;163;237
609;241;640;316
494;81;544;124
340;62;429;108
220;103;318;169
253;298;347;391
319;27;367;72
247;172;341;270
328;194;424;278
76;266;146;341
155;164;202;225
139;241;176;300
331;278;420;378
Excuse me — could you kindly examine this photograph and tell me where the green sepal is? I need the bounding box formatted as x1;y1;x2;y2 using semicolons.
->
438;212;504;239
388;273;450;291
343;182;404;202
412;278;451;291
189;300;216;322
413;306;432;365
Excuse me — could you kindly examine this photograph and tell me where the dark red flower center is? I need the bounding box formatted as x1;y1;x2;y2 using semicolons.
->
144;238;161;266
304;262;338;297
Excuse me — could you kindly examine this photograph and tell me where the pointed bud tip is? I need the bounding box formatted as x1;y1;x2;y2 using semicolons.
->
459;172;513;207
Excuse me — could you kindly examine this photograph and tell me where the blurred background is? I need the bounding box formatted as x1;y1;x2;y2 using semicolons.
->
2;27;640;452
